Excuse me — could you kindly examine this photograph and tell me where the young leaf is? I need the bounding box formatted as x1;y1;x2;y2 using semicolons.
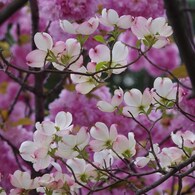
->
93;35;105;43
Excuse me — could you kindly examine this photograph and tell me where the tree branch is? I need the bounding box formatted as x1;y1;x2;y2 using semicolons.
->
136;154;195;195
29;0;45;123
164;0;195;98
0;0;28;25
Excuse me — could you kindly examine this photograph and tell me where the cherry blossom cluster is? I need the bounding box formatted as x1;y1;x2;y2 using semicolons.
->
26;9;173;94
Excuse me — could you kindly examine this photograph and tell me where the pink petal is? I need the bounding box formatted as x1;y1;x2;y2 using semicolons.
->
90;122;109;141
89;44;110;63
122;106;139;118
117;15;132;29
124;89;142;106
107;9;119;25
26;49;47;68
60;20;77;34
109;124;118;141
67;158;86;174
34;32;53;51
55;111;72;130
75;81;96;94
112;41;128;63
134;157;150;168
97;101;115;112
141;88;152;106
131;16;150;39
77;17;99;35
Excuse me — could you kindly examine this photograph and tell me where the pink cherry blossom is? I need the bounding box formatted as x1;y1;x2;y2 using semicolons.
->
90;122;118;152
123;88;152;117
99;8;132;29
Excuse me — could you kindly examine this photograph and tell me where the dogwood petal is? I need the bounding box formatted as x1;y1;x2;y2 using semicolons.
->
107;9;119;25
75;81;96;94
117;15;132;29
26;49;47;68
153;77;173;98
134;157;150;168
55;111;72;130
90;140;105;152
141;88;152;107
77;17;99;35
35;121;56;136
110;124;118;141
124;89;142;107
131;17;150;39
112;41;128;63
60;20;77;34
122;106;139;118
97;101;115;112
90;122;109;141
67;158;86;174
89;44;110;63
34;32;53;51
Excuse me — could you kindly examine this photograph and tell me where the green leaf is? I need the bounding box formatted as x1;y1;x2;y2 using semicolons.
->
93;35;105;43
108;36;115;43
96;61;108;71
136;39;141;48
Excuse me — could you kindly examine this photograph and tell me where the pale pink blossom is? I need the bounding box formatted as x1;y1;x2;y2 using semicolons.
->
67;158;96;183
131;17;173;48
99;8;132;29
89;41;129;74
56;127;90;159
152;77;183;106
54;111;73;132
19;130;53;171
26;32;53;67
113;132;136;158
38;172;71;189
135;144;160;168
134;157;150;168
97;88;123;112
10;170;39;189
158;147;184;170
93;150;114;168
90;122;118;152
71;62;99;94
52;38;82;71
123;88;152;117
60;17;99;35
171;130;195;149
